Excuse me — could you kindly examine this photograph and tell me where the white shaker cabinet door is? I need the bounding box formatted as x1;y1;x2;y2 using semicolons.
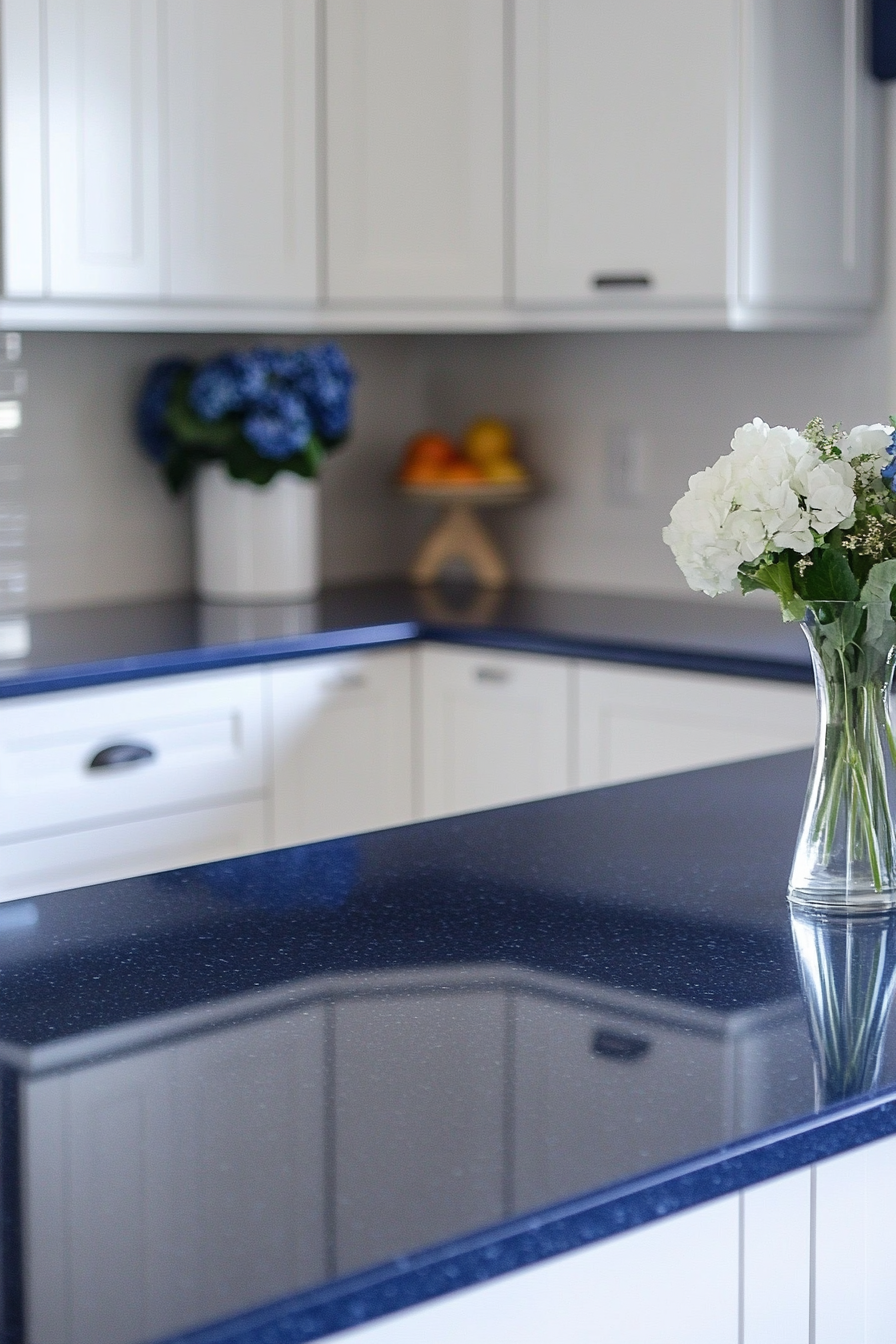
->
44;0;162;298
419;645;570;819
164;0;317;303
325;0;504;303
574;662;816;789
270;648;414;848
23;1006;326;1344
514;0;730;308
334;1195;740;1344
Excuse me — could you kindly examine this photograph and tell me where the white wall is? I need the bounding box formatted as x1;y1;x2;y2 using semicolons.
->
14;95;896;611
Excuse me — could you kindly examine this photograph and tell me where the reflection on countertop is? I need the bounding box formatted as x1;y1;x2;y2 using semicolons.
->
4;752;896;1344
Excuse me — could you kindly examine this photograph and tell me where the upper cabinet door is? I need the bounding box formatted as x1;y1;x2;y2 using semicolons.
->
164;0;317;304
44;0;162;298
325;0;504;304
514;0;731;308
737;0;881;316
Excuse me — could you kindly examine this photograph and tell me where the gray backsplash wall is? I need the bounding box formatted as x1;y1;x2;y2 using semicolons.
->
16;96;896;611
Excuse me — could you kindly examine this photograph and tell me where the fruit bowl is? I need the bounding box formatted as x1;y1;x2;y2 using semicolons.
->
397;478;532;506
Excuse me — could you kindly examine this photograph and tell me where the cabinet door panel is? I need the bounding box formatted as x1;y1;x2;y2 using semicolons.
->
1;0;45;296
270;649;414;847
333;1196;740;1344
575;662;816;789
334;991;506;1276
514;0;729;306
0;799;265;901
165;0;317;302
326;0;504;302
24;1007;326;1344
45;0;161;297
420;646;570;819
0;668;266;839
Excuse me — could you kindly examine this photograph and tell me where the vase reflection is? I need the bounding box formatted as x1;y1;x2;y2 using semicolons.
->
791;906;896;1107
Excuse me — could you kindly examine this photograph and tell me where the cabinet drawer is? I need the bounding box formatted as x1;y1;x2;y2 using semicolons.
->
0;669;265;839
0;798;265;903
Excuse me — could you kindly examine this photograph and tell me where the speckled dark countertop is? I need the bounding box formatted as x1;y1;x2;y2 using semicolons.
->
4;750;896;1344
0;580;812;698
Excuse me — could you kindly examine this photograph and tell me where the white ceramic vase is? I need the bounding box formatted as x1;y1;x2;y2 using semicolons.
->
194;463;320;602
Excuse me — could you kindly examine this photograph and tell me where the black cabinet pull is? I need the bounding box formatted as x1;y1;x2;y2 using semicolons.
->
592;1028;651;1063
592;272;653;289
476;667;509;684
87;743;155;770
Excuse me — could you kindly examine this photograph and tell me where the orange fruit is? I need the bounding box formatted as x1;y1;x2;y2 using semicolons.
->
400;432;458;473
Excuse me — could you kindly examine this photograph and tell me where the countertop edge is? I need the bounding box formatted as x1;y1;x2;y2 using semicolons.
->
164;1091;896;1344
0;620;813;700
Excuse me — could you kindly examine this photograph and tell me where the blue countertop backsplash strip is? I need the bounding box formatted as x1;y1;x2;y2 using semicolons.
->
6;751;896;1343
0;580;813;697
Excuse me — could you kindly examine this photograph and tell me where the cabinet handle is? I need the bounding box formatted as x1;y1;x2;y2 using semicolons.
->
592;272;653;289
332;672;366;691
475;667;509;684
87;743;155;771
592;1028;651;1063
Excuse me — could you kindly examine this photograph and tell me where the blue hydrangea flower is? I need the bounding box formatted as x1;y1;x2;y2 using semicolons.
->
882;428;896;491
299;343;355;442
189;355;246;421
244;394;313;461
136;359;192;462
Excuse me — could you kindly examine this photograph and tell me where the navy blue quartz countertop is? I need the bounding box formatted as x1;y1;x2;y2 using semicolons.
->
0;579;812;698
5;751;896;1344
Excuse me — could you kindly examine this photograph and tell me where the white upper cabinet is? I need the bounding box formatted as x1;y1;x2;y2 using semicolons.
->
44;0;162;298
164;0;317;304
324;0;504;304
737;0;880;319
514;0;882;327
0;0;883;327
514;0;729;312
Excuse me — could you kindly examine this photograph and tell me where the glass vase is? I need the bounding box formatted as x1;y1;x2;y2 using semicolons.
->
789;601;896;911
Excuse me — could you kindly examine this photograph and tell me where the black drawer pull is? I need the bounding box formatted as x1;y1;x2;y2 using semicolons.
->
88;743;155;771
592;1028;651;1063
592;272;653;289
476;667;509;684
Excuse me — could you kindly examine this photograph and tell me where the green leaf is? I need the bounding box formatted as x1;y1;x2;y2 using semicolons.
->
801;547;860;603
741;557;805;622
860;559;896;606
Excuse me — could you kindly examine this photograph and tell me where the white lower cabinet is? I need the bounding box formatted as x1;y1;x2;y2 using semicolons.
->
270;647;415;847
0;642;817;899
574;661;817;788
337;1195;741;1344
0;667;266;839
0;798;265;901
418;644;571;818
22;1005;327;1344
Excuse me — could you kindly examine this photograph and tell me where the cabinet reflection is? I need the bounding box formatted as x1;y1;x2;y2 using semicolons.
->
18;955;814;1344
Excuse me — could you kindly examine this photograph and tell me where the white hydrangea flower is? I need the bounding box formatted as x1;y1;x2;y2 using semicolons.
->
663;416;859;596
801;459;855;534
842;423;892;468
